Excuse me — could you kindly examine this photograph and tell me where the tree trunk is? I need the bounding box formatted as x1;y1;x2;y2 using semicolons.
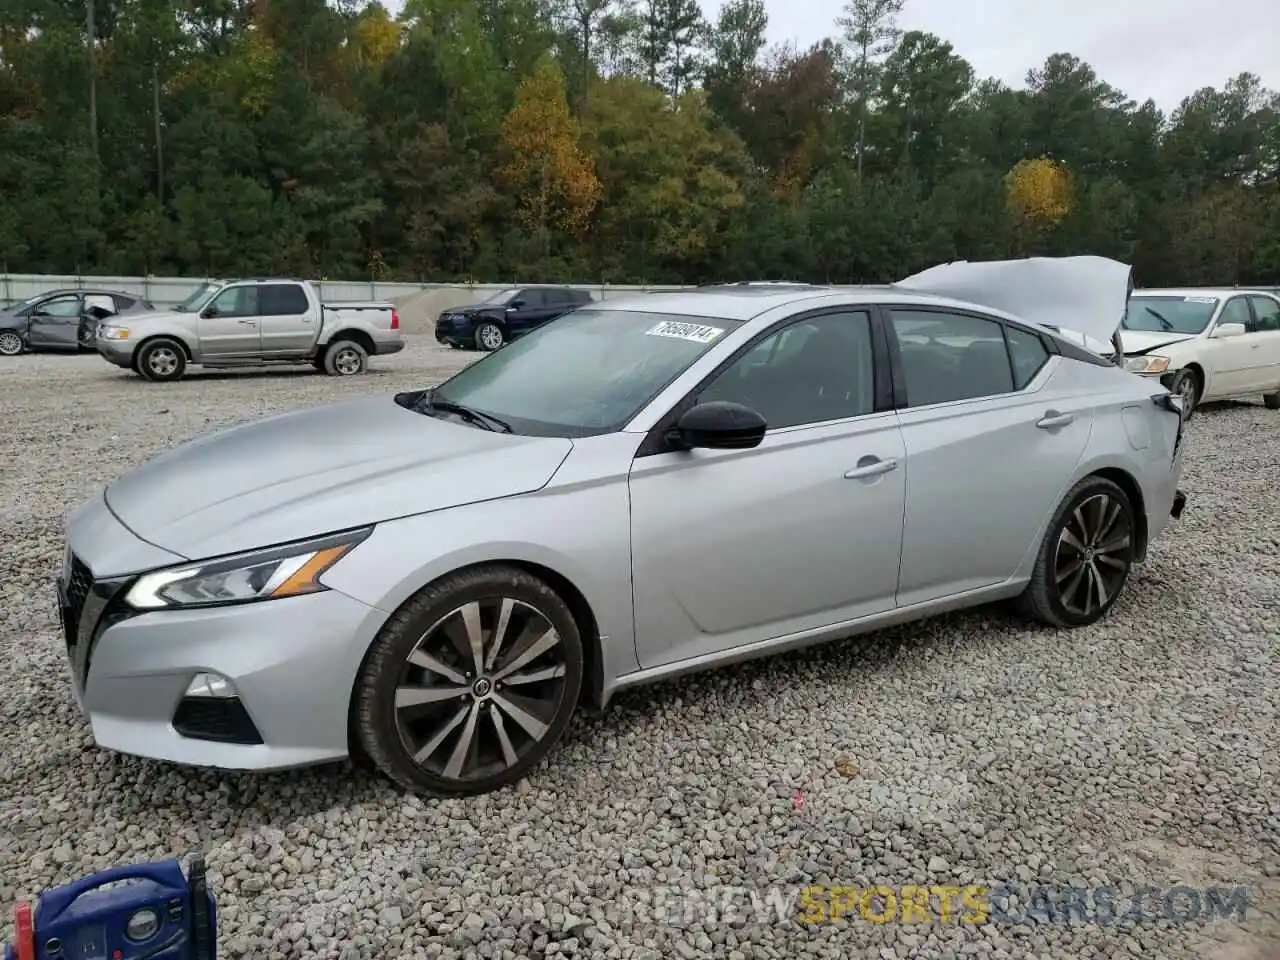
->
86;0;98;169
152;58;164;201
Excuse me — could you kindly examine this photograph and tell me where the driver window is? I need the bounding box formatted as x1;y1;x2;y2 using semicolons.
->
698;311;875;430
1218;297;1254;332
36;295;84;317
1247;296;1280;332
207;286;259;318
517;290;543;308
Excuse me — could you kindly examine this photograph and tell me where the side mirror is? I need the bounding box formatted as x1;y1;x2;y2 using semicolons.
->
202;305;220;318
671;401;767;451
508;300;525;309
1211;322;1245;339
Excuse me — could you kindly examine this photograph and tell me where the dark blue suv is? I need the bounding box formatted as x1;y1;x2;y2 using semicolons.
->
434;286;594;351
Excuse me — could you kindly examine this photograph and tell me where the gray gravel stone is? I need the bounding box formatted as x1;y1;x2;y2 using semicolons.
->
1;343;1278;959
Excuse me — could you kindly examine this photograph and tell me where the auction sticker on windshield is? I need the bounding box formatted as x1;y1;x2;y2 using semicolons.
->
646;320;725;343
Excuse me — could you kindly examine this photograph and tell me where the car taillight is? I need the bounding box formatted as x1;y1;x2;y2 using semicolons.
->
391;310;400;330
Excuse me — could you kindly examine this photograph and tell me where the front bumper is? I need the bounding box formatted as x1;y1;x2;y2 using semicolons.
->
435;314;476;346
59;519;388;771
96;339;136;368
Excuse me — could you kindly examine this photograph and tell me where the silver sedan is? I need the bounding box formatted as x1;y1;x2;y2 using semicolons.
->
58;257;1188;795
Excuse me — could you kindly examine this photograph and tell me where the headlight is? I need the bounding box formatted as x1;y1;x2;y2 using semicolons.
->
124;527;371;610
99;325;130;341
1126;355;1170;374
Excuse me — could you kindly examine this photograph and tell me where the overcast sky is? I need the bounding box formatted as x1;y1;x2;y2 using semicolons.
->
716;0;1280;113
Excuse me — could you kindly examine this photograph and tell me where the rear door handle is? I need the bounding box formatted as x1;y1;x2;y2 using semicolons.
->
1036;411;1074;429
844;457;898;480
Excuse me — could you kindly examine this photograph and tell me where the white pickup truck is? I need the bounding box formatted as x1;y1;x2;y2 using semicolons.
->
95;278;404;381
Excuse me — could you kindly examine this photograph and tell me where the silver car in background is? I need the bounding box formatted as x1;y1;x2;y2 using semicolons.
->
58;256;1187;795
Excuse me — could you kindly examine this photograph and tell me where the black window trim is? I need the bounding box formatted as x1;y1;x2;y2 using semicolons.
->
877;302;1062;410
634;305;895;458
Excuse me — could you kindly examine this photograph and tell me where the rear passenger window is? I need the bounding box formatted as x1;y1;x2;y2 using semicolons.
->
1003;325;1050;388
260;284;308;315
890;310;1014;407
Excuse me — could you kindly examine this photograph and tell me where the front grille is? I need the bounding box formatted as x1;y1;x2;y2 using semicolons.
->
63;555;94;650
172;697;264;745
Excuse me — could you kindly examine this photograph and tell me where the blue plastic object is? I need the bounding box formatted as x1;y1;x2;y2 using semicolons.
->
3;852;216;960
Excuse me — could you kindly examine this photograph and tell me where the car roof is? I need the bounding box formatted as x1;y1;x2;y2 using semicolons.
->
29;287;142;298
588;286;1043;324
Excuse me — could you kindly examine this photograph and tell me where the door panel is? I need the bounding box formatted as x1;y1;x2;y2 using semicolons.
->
199;285;261;356
1201;297;1256;398
27;294;83;349
629;307;905;669
1244;296;1280;392
257;283;315;356
629;415;907;667
894;365;1094;605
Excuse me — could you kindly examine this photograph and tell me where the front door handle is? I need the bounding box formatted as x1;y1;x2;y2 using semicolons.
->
843;457;898;480
1036;411;1074;429
237;319;258;325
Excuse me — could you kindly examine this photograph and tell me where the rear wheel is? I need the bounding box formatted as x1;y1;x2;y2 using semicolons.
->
1017;475;1136;628
137;339;186;382
78;321;97;350
1263;392;1279;410
353;565;583;795
323;339;368;376
0;330;23;356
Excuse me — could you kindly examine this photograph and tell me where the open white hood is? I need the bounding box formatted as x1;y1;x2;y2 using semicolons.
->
894;256;1133;349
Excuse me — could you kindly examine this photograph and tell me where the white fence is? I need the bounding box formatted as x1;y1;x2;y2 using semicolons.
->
0;273;699;308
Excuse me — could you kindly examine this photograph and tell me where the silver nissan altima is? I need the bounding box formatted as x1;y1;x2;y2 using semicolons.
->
58;256;1188;795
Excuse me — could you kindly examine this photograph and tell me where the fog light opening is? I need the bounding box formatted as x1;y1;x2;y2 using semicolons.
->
185;672;238;699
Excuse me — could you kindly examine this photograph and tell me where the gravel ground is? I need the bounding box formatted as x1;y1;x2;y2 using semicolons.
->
1;340;1277;960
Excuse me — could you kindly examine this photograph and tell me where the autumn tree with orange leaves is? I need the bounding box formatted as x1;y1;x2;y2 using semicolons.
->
497;60;602;256
1005;156;1073;253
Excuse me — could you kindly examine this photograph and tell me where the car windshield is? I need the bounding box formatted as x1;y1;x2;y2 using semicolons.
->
419;309;742;437
173;283;221;312
1123;296;1218;334
480;288;521;305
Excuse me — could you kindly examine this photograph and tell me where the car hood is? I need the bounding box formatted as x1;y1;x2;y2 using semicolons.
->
895;256;1133;344
115;309;186;327
441;303;503;316
1119;329;1199;355
104;394;572;559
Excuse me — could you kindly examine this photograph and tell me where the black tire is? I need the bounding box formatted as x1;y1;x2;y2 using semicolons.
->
1173;368;1201;421
78;321;97;350
323;339;368;376
1017;475;1136;628
474;322;504;352
0;330;23;356
1263;392;1280;411
137;338;186;382
353;565;584;796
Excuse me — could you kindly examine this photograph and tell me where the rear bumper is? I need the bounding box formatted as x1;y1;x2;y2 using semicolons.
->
372;338;404;356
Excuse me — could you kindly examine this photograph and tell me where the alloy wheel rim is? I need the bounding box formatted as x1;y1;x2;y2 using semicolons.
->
0;331;21;355
480;326;502;349
1053;493;1132;617
148;348;178;376
334;348;361;374
394;597;567;782
1178;375;1197;413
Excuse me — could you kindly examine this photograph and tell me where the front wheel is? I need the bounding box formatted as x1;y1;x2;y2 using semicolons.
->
1263;391;1279;410
474;322;504;352
1172;368;1200;420
1017;475;1136;628
78;322;97;350
137;339;186;381
353;565;584;795
0;330;23;356
323;339;368;376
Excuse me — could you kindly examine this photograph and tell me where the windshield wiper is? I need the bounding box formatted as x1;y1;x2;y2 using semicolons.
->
416;390;512;433
1142;306;1175;331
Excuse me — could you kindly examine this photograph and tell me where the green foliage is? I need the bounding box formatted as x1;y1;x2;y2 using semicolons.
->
0;0;1277;284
